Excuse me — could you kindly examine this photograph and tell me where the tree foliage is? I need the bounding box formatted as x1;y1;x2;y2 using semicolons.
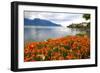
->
83;14;90;20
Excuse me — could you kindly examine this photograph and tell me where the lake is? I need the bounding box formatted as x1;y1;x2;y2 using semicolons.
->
24;26;89;42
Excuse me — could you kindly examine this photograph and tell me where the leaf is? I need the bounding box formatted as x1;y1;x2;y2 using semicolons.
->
24;53;31;58
45;56;49;60
33;57;42;61
53;47;59;52
48;50;52;57
37;44;46;49
63;45;70;50
62;52;68;58
77;46;81;50
69;41;74;46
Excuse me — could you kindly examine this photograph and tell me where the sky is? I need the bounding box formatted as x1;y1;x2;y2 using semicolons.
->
24;11;87;27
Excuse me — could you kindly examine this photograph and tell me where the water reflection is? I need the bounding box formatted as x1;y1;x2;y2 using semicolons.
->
24;26;90;42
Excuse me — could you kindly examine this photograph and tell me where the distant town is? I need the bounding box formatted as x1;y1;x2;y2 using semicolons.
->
67;22;90;28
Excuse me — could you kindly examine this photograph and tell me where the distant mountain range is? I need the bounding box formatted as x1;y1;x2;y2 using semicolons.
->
24;18;61;26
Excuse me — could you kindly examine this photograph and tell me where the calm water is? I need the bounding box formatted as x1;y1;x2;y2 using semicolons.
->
24;26;89;42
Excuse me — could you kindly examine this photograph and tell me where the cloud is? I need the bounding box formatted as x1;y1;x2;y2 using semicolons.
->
24;11;85;27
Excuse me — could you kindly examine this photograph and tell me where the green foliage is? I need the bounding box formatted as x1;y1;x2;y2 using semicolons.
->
37;44;46;49
76;32;86;36
87;22;90;28
53;47;59;52
45;56;49;60
63;45;70;50
83;14;90;20
48;50;52;57
62;52;68;58
33;57;42;61
77;46;81;50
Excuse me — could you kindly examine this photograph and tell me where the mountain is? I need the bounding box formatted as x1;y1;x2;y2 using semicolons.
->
24;18;61;26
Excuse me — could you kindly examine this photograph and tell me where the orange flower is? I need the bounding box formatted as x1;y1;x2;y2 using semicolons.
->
24;35;90;62
66;54;74;59
72;42;78;49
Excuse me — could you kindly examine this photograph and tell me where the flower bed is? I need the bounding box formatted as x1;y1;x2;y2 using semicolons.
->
24;35;90;62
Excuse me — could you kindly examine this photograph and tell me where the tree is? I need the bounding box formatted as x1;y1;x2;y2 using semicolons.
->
87;22;90;28
83;14;90;20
